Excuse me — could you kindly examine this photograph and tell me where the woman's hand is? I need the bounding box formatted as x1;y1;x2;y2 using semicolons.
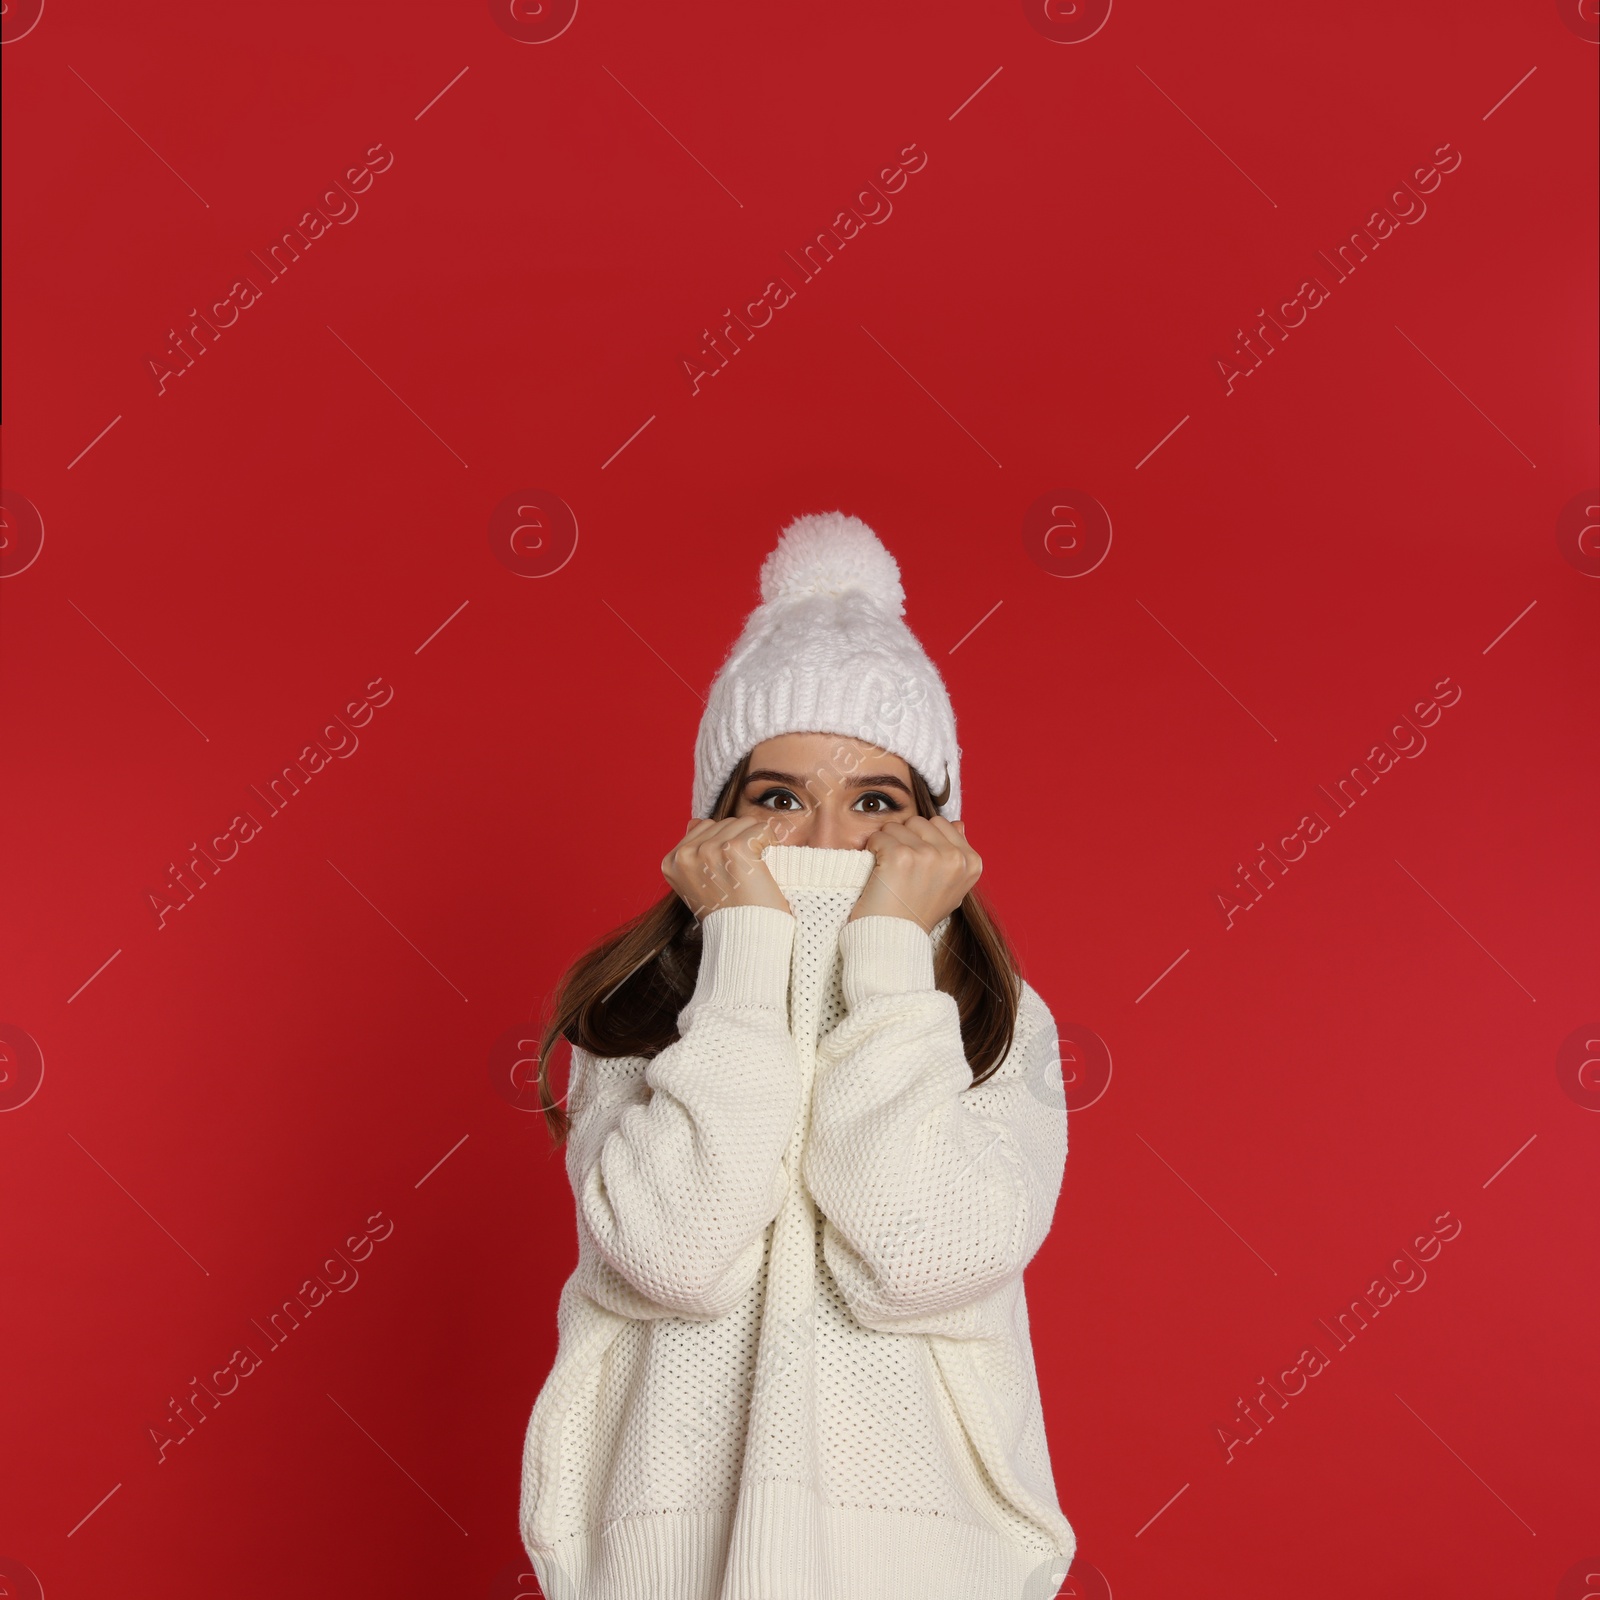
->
662;817;794;922
846;816;981;933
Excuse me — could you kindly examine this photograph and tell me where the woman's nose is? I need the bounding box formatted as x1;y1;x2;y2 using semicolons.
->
808;805;854;850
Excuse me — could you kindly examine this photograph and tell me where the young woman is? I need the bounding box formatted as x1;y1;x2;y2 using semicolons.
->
519;513;1077;1600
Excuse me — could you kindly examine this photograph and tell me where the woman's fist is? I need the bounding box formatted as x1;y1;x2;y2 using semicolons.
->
662;817;794;922
846;816;980;933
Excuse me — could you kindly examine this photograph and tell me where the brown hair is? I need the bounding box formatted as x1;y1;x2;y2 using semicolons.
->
531;751;1023;1145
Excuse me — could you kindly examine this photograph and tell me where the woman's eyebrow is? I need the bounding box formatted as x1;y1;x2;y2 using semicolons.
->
744;768;912;795
843;773;913;795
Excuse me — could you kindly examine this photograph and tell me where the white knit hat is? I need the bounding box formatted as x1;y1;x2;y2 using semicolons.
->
691;512;963;820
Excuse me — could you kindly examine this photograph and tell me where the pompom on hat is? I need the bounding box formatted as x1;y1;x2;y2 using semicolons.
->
692;512;963;820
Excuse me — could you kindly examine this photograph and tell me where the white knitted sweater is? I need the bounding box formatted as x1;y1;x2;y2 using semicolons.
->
519;844;1075;1600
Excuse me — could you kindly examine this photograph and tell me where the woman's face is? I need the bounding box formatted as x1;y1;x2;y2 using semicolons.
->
732;731;917;851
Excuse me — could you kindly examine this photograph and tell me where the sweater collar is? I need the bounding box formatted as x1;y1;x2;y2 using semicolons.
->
761;844;951;947
761;845;876;892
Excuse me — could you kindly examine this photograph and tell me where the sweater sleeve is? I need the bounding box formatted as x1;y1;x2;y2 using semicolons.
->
802;914;1068;1339
565;903;801;1321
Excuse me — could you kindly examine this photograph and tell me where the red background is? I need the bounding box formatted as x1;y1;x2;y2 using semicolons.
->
3;2;1597;1597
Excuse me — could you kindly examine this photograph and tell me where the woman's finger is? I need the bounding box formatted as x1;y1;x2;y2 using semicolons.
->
937;816;979;862
724;816;779;856
903;815;957;850
867;819;916;850
678;818;719;849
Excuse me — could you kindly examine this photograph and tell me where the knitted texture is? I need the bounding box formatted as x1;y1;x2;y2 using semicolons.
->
691;513;964;821
519;845;1075;1599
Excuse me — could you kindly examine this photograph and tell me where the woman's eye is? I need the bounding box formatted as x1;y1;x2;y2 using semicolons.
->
854;792;901;813
756;788;802;811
